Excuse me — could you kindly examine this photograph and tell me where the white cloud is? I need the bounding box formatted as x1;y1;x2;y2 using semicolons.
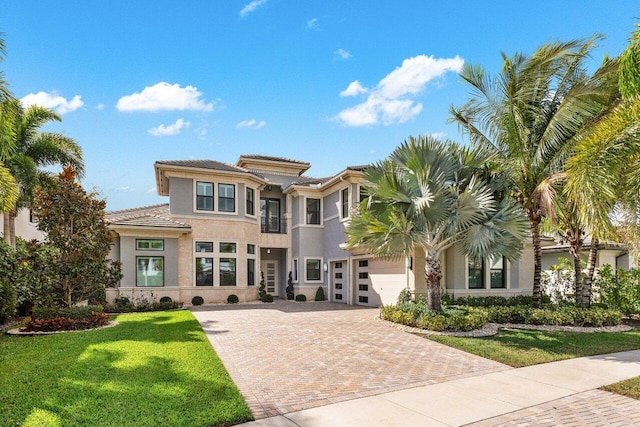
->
147;187;156;193
148;118;190;136
116;82;214;112
119;186;135;192
340;80;367;97
236;119;266;129
240;0;267;17
336;54;464;127
307;18;318;29
96;103;104;110
335;48;352;60
20;91;84;115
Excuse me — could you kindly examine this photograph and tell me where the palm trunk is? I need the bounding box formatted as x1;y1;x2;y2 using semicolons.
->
424;255;442;312
2;211;10;245
581;238;598;309
531;217;543;308
568;238;583;304
8;210;16;248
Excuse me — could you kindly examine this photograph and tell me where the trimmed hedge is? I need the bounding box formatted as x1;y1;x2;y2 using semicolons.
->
23;305;109;332
261;294;274;303
227;294;239;304
314;286;325;301
191;296;204;306
485;305;622;327
103;300;183;313
381;304;488;332
295;294;307;302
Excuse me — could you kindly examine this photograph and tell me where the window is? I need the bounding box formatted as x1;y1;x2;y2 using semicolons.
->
468;257;484;289
359;272;368;279
335;262;342;269
247;244;255;254
335;294;343;300
359;296;369;304
247;259;255;286
196;182;214;211
220;258;236;286
335;272;343;279
490;257;506;289
196;241;213;286
359;284;368;291
220;242;236;253
293;258;298;282
136;239;164;251
306;259;321;281
246;187;255;215
335;283;343;289
136;256;164;287
359;260;368;268
306;198;321;225
341;187;349;219
359;186;368;203
261;198;281;233
218;184;235;212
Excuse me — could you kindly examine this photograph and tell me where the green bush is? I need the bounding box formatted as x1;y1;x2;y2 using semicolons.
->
295;294;307;302
445;294;545;307
485;305;622;326
261;294;274;303
593;265;640;315
103;300;182;313
0;240;18;323
227;294;239;304
191;296;204;306
485;306;532;323
314;286;325;301
397;288;412;304
159;296;172;303
382;304;487;332
24;305;109;332
416;313;446;331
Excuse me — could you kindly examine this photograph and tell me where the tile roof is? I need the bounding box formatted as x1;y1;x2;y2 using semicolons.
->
239;154;310;166
106;204;191;229
156;160;250;174
346;165;369;172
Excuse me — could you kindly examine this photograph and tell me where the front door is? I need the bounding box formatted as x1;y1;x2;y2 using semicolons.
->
261;260;279;295
331;260;348;303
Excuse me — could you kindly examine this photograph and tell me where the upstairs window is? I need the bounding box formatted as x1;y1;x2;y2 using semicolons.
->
246;187;255;215
341;187;349;219
196;182;214;211
306;198;321;225
218;184;235;212
136;239;164;251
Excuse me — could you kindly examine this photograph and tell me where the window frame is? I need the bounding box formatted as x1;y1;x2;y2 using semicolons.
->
218;183;236;213
292;257;299;283
246;187;255;216
219;257;237;286
195;241;214;286
490;257;507;289
304;257;323;282
136;256;165;287
340;187;350;219
247;258;256;286
136;239;164;251
196;181;214;211
219;242;237;253
467;256;485;289
305;197;321;225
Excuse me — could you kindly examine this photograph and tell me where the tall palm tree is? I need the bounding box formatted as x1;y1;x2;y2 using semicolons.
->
564;25;640;307
345;135;528;311
0;33;19;217
450;37;618;307
2;103;84;247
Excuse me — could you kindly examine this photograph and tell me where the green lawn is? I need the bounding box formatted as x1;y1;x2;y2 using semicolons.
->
425;329;640;368
0;310;253;426
602;376;640;400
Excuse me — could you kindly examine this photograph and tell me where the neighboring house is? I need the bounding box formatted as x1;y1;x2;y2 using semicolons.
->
0;208;46;243
541;239;631;272
105;155;538;306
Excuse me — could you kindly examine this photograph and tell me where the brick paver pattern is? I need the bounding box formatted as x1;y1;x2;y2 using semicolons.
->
467;389;640;427
192;302;508;419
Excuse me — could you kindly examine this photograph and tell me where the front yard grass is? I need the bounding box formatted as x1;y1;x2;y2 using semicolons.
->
0;310;253;426
602;376;640;400
425;329;640;368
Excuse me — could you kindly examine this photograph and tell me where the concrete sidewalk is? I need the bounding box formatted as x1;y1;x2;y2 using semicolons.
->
240;350;640;426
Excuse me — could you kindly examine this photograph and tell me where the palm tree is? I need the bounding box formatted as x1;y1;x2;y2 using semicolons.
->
564;25;640;308
345;135;528;311
450;37;618;307
2;103;84;247
0;33;19;218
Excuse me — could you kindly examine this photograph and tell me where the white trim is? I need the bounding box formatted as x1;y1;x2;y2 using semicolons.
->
245;186;257;218
464;256;510;290
303;256;324;283
324;214;340;222
304;196;323;226
339;186;351;221
192;180;240;215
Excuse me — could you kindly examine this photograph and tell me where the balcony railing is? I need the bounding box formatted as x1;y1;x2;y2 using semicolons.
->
261;216;287;234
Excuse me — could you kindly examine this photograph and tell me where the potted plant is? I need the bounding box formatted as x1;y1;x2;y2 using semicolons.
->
286;271;294;300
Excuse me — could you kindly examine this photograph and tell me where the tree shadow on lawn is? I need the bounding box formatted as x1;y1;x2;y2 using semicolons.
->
2;311;252;426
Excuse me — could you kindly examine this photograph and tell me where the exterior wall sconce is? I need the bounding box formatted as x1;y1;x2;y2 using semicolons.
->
323;263;328;272
267;248;271;254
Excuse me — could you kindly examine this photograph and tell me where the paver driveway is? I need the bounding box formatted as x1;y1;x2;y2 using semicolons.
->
192;301;508;419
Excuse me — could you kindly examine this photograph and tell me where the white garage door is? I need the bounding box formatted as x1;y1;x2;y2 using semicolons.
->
355;258;406;307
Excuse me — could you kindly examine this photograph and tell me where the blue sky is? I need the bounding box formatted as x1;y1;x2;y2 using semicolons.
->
3;1;639;210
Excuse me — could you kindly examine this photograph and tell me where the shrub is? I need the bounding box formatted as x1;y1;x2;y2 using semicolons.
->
541;257;580;304
159;296;172;303
485;305;622;326
261;294;274;303
295;294;307;302
103;300;182;313
227;294;239;304
314;286;325;301
382;304;487;332
416;313;446;331
0;240;18;323
114;296;130;307
397;288;412;304
593;265;640;315
485;306;531;323
23;305;109;332
258;272;266;299
445;294;544;307
286;272;294;300
191;296;204;306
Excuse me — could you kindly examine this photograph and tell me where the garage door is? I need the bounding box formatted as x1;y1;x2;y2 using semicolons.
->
331;260;348;303
355;258;406;307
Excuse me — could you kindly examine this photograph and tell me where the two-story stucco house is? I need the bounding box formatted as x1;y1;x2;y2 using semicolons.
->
105;154;538;306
